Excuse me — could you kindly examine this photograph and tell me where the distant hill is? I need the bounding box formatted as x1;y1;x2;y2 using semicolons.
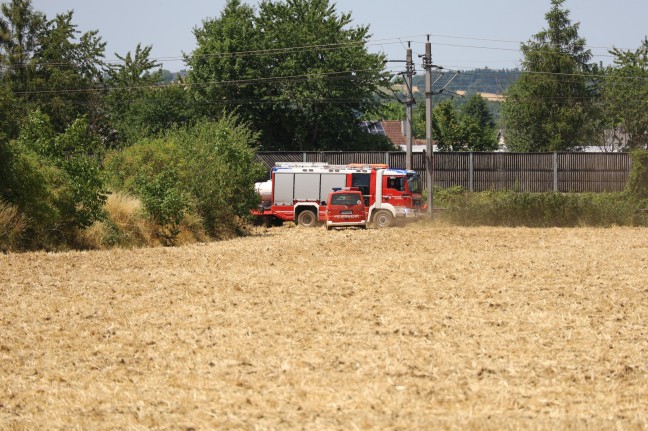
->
411;68;521;99
160;67;520;98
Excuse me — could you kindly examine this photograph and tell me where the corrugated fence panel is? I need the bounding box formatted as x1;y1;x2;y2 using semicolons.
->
472;153;554;192
432;153;470;189
256;152;632;192
256;152;305;171
557;153;631;192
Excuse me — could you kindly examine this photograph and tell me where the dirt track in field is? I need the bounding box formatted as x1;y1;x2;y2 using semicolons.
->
1;222;648;430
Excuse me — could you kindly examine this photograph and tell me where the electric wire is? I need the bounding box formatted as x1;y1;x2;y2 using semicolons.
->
0;31;639;71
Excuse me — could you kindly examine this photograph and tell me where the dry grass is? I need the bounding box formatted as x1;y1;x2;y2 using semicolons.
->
1;222;648;430
77;193;207;250
0;201;27;252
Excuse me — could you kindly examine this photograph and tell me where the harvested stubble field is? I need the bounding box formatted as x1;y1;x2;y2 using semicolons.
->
1;222;648;430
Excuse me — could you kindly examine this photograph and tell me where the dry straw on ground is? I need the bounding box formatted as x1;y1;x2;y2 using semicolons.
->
1;222;647;430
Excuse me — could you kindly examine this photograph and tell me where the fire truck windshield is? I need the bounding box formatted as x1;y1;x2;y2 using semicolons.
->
407;176;422;193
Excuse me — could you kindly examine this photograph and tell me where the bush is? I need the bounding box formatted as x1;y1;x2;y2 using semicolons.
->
626;149;648;199
106;116;265;239
76;193;152;249
135;168;189;245
76;193;207;250
49;118;108;230
173;117;266;236
0;111;108;250
105;138;180;194
1;135;63;250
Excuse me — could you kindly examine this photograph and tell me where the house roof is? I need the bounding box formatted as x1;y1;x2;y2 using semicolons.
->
381;120;427;147
361;120;434;152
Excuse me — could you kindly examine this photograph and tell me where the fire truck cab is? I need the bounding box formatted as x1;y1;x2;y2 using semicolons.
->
253;162;423;228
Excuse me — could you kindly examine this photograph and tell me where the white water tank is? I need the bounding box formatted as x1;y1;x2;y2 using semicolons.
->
255;180;272;202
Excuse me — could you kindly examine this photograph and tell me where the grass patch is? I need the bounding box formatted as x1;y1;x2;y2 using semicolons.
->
76;193;207;250
0;200;27;252
433;187;648;227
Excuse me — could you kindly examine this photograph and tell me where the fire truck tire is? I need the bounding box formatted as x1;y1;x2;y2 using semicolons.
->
373;210;394;228
297;209;318;227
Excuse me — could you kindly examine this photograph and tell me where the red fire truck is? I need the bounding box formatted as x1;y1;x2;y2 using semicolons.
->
253;162;423;228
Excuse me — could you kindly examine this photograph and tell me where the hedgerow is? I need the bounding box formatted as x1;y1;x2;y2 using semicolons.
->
105;115;265;242
434;187;648;227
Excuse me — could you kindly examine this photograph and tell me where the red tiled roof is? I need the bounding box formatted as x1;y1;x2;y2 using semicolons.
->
381;120;426;146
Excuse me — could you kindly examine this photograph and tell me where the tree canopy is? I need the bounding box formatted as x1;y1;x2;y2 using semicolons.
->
600;38;648;151
187;0;393;151
412;95;497;151
502;0;596;152
0;1;106;133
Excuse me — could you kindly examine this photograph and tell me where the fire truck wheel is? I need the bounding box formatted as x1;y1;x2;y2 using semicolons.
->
373;210;394;228
297;209;318;227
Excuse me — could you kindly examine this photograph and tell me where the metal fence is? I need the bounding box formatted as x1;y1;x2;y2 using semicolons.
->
256;151;632;193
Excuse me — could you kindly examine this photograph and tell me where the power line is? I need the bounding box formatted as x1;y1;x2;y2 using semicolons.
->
1;31;639;72
12;65;648;99
12;66;402;96
0;36;417;71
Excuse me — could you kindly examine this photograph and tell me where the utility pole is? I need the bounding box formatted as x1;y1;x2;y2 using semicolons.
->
422;35;434;215
405;43;414;171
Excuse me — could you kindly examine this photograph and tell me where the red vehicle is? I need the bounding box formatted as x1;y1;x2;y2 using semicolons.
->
253;162;423;228
325;188;367;230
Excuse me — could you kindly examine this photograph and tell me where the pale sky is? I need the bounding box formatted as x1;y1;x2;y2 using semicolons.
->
28;0;648;72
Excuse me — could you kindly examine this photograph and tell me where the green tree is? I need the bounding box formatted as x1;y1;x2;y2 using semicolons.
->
375;100;404;121
0;0;45;92
188;0;258;118
175;118;266;234
31;11;106;132
460;94;498;151
432;100;464;151
502;0;596;152
600;38;648;151
1;2;107;134
106;43;161;89
105;44;193;145
0;82;20;140
187;0;390;151
626;149;648;198
0;135;61;247
414;95;498;151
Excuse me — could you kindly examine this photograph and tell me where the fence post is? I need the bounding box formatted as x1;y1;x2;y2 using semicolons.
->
385;152;390;167
553;152;558;192
469;152;474;192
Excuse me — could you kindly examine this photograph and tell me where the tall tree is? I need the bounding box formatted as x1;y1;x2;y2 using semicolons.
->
0;0;45;92
431;100;463;151
187;0;391;151
105;43;192;145
600;38;648;150
501;0;596;152
31;11;106;132
460;94;498;151
188;0;259;118
1;2;106;134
